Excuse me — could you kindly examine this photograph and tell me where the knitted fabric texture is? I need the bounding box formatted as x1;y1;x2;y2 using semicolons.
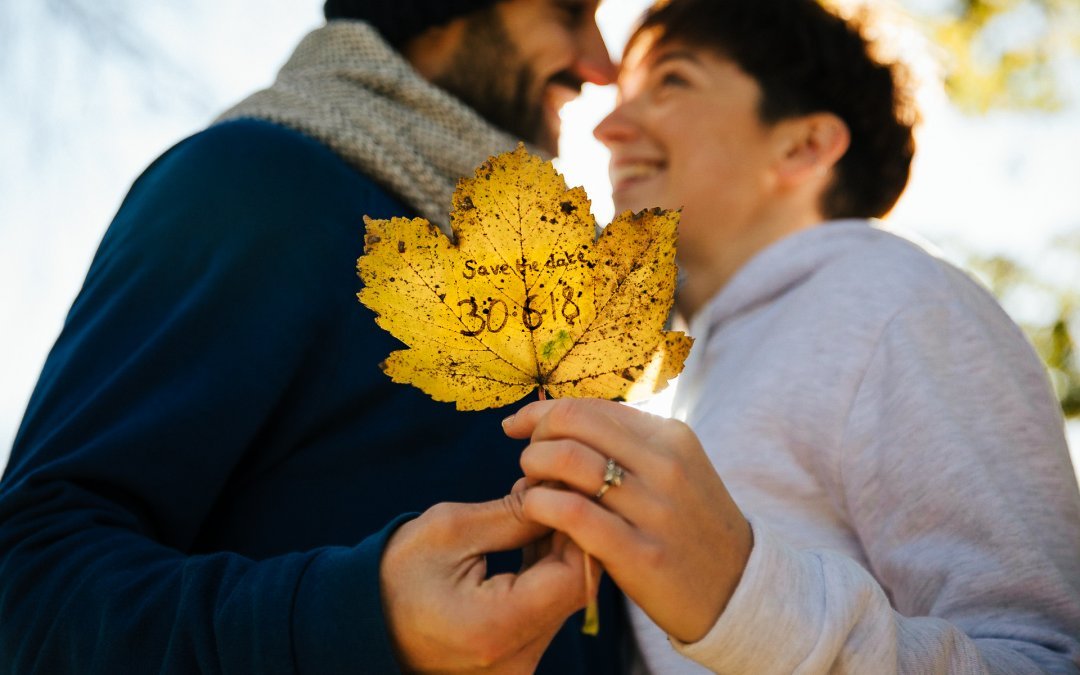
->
216;20;525;233
323;0;499;46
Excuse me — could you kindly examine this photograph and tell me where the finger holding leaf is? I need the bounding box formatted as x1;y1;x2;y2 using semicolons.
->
504;398;754;645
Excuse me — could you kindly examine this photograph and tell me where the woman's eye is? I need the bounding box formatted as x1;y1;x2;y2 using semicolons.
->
658;72;689;88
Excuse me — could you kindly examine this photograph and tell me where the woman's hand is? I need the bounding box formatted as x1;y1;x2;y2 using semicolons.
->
503;398;753;644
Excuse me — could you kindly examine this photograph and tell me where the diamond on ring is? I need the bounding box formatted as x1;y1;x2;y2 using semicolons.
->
594;458;624;500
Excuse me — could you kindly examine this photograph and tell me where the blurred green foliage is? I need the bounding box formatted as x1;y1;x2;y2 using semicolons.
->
965;239;1080;418
920;0;1080;112
913;0;1080;417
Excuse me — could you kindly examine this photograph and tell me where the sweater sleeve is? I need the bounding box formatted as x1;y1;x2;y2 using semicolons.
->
672;301;1080;674
0;123;408;674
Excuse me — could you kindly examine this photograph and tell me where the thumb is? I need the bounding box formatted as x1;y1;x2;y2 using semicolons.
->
451;493;551;557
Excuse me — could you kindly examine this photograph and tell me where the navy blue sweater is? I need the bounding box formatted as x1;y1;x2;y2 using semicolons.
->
0;119;623;674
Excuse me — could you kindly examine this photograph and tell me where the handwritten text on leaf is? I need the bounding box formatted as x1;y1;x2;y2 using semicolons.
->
356;146;692;411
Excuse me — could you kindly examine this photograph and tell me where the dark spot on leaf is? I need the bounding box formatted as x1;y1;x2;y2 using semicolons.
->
560;201;575;214
398;241;406;253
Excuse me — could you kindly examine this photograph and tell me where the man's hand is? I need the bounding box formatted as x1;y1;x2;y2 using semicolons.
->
380;494;590;673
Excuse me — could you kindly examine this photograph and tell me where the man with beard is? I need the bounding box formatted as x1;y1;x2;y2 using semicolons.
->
0;1;617;673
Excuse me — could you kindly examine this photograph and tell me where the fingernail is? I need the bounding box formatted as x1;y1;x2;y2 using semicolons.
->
501;414;515;427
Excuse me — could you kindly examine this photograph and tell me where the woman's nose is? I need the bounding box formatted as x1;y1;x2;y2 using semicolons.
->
593;103;638;147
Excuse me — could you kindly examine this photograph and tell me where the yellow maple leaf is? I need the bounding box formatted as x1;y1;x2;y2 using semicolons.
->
356;145;692;411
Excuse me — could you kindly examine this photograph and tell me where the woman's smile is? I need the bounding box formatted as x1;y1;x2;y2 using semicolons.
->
609;157;666;205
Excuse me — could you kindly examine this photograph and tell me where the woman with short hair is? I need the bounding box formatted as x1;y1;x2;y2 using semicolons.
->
507;0;1080;672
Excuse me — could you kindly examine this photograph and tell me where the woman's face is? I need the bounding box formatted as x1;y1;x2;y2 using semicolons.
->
594;40;782;264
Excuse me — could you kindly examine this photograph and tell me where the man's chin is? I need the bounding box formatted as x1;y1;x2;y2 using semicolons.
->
535;127;560;157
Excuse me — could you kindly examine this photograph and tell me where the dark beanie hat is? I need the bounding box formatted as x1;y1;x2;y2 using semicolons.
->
324;0;501;46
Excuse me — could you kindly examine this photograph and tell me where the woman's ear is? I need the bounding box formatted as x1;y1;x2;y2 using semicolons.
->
773;113;850;186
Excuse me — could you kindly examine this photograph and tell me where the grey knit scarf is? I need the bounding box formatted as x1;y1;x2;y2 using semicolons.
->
216;20;525;233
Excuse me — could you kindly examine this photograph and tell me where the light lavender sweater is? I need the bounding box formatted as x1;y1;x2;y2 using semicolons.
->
631;222;1080;674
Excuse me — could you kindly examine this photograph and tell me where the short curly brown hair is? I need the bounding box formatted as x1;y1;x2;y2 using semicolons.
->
627;0;918;219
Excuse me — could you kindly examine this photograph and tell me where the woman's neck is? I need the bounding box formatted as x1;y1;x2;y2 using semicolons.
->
676;211;825;320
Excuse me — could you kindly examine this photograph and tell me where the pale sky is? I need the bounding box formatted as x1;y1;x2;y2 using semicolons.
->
1;0;1077;475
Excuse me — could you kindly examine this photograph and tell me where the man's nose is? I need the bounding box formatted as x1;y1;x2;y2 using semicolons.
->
574;18;617;86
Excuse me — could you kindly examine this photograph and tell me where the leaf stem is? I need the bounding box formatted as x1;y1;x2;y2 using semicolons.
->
535;385;598;635
582;556;599;636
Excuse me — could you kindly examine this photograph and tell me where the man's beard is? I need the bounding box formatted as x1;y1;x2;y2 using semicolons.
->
432;8;581;154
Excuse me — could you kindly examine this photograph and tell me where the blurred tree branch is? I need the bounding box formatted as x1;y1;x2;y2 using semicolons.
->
0;0;209;151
